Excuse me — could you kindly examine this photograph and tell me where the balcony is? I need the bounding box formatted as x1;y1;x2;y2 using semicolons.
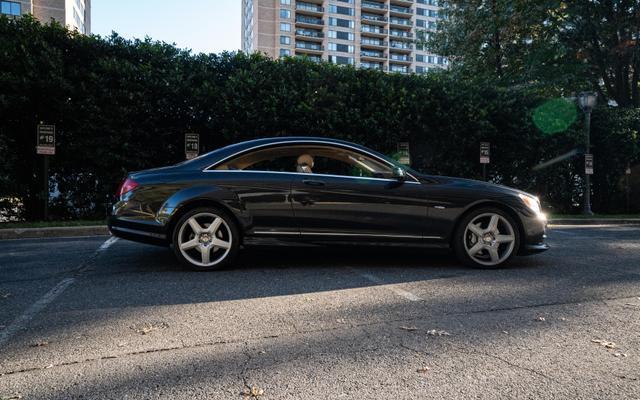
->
361;39;387;49
389;17;412;27
360;62;385;71
295;15;324;27
295;28;324;41
361;50;386;59
295;41;324;52
361;1;388;13
389;30;413;40
389;53;413;63
296;53;323;63
388;64;412;74
361;14;388;25
390;0;415;6
361;25;388;37
390;41;413;50
296;2;323;16
390;5;412;15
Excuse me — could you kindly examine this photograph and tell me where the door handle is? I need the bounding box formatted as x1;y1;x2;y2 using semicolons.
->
302;179;325;187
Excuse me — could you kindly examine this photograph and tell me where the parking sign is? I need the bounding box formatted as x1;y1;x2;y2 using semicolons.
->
585;154;594;175
480;142;490;164
185;133;199;160
36;124;55;155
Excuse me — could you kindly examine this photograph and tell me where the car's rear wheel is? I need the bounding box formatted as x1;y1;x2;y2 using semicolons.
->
454;207;519;269
172;207;239;271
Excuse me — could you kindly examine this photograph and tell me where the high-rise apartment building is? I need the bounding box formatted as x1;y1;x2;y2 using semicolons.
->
1;0;91;34
242;0;446;74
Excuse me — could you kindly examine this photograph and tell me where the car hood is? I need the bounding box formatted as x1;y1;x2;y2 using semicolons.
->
420;174;535;198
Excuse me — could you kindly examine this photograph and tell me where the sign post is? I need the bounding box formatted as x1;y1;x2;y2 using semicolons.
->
397;142;411;166
36;124;55;220
584;154;594;175
625;163;631;213
480;142;490;181
185;133;199;160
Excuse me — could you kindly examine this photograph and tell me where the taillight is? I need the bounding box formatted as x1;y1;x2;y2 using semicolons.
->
117;177;139;198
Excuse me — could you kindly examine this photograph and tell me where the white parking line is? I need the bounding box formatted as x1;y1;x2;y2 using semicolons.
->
350;268;422;302
0;237;118;348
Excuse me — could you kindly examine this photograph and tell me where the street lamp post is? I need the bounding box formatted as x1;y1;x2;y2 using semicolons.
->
578;92;597;216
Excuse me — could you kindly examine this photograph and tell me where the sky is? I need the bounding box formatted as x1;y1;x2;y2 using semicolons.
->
92;0;241;54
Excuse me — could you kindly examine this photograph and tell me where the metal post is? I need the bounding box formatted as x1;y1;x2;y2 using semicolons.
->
583;111;593;215
43;155;49;220
626;163;631;214
482;164;487;181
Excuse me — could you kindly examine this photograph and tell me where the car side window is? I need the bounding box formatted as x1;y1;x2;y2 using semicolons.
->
310;147;394;179
213;144;394;179
214;146;300;172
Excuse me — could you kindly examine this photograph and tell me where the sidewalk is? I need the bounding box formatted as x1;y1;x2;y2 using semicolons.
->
0;225;109;240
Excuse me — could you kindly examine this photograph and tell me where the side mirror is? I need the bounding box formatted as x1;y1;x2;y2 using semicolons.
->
392;166;406;181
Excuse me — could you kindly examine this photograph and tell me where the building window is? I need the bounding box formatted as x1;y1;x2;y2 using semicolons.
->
280;48;291;57
328;55;354;65
280;0;291;5
280;9;290;19
329;17;354;29
328;5;354;16
0;1;21;16
416;19;426;28
280;36;291;45
328;43;354;53
280;22;291;32
328;30;354;41
416;54;425;62
416;66;428;74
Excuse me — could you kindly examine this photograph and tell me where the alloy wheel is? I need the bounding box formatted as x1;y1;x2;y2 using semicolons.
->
177;212;232;267
463;213;516;267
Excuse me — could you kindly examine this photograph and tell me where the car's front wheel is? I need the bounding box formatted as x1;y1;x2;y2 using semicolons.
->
172;207;239;271
453;207;520;268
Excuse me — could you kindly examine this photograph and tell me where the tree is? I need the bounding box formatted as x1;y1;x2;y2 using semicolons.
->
430;0;640;107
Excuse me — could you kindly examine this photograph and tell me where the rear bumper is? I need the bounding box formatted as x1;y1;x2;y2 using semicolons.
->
108;216;169;246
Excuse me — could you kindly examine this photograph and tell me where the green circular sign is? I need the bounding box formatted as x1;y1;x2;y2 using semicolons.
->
532;98;578;135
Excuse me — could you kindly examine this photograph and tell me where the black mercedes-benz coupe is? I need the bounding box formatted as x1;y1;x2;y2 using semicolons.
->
108;137;548;270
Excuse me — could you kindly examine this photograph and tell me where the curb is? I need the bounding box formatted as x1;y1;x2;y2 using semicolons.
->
549;219;640;226
0;225;110;240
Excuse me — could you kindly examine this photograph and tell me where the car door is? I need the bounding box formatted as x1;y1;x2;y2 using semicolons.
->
290;145;429;240
207;145;300;235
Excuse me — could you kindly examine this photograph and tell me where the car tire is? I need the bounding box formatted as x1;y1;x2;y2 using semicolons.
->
172;207;240;271
453;207;520;269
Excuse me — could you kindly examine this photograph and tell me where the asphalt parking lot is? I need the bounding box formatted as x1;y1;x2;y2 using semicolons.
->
1;225;639;399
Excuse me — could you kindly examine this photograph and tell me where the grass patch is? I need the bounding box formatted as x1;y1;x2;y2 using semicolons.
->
0;219;106;229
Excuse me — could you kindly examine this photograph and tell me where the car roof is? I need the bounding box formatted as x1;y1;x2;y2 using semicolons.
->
177;136;394;171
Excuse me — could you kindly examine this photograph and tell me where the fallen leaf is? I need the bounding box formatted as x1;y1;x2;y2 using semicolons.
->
0;292;11;299
241;386;264;398
614;353;628;358
502;331;509;334
30;341;48;347
258;350;266;355
336;318;346;324
426;329;451;336
535;316;546;322
591;339;617;349
131;321;169;335
400;326;418;331
417;366;430;373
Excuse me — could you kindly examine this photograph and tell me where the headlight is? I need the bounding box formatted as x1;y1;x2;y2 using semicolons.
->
518;193;542;215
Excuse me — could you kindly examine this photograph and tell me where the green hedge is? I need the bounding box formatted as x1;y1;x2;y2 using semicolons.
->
0;16;638;220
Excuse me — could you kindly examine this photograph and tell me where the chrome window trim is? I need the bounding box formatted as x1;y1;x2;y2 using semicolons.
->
202;140;421;183
203;169;421;184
